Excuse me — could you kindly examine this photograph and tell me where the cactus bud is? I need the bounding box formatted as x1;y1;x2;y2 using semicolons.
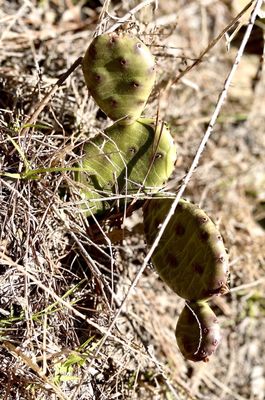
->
176;301;221;362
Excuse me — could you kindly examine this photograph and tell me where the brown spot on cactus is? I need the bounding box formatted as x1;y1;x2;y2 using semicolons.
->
82;33;156;123
216;255;226;263
197;216;208;225
119;58;128;67
109;35;118;45
176;201;185;211
143;198;229;301
131;81;140;89
220;285;229;295
148;65;156;74
199;230;209;241
110;98;118;107
128;146;137;154
204;281;229;297
193;263;204;275
200;350;207;357
136;99;145;106
154;152;163;160
175;223;185;236
88;44;96;58
175;302;221;362
167;254;179;267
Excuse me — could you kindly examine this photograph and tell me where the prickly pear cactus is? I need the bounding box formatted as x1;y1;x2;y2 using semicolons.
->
143;198;229;301
175;301;221;362
82;33;156;124
76;119;176;215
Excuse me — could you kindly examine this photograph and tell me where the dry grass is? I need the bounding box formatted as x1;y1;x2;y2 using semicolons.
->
0;0;265;399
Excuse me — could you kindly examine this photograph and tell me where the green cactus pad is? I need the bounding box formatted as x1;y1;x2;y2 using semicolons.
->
76;119;176;216
175;301;221;362
143;198;229;300
82;33;156;124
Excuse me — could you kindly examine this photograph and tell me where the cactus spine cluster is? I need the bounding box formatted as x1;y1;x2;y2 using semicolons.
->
143;197;229;361
80;32;229;362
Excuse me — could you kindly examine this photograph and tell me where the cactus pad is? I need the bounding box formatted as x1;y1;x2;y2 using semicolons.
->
143;198;229;300
82;33;156;124
175;301;221;362
76;119;176;215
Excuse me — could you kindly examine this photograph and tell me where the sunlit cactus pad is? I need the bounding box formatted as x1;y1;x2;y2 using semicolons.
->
76;119;176;216
175;301;221;362
143;198;229;300
82;33;156;124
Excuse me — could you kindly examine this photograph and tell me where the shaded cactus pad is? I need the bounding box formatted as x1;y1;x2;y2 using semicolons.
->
76;119;177;216
82;33;156;123
143;198;229;300
175;301;221;362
